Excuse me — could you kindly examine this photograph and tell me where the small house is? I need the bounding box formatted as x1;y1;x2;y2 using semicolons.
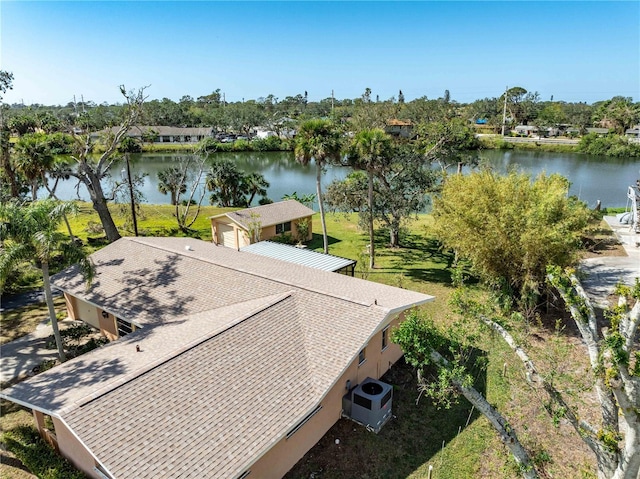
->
210;200;315;250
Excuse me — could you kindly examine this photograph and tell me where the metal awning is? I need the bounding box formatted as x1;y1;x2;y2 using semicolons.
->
241;241;356;273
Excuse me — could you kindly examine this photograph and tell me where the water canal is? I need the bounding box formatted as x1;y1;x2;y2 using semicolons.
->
48;150;639;209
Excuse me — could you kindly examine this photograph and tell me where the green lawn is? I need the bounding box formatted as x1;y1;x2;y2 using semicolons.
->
1;205;597;478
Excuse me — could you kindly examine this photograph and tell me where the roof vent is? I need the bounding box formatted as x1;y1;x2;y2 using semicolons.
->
185;245;193;251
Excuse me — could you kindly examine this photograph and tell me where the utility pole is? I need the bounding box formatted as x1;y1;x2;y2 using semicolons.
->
501;86;508;136
122;154;138;236
331;89;334;115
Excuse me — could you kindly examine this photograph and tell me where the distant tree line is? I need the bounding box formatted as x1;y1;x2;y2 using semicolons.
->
3;82;639;137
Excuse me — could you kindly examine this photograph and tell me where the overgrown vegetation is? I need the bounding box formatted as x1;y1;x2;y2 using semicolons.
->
578;133;640;157
2;426;87;479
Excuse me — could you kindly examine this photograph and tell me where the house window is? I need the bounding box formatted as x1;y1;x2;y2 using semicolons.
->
275;221;291;234
116;318;133;337
382;326;389;351
358;348;366;365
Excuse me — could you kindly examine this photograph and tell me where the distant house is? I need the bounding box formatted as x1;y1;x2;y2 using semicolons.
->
93;125;215;143
385;119;413;138
625;126;640;138
0;237;434;479
514;125;538;137
210;200;315;250
585;127;611;136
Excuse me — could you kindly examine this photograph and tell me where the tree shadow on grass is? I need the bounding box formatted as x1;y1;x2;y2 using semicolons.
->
307;233;342;250
375;231;459;285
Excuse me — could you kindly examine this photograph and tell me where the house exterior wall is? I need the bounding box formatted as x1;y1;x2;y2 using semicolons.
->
64;294;100;330
52;416;103;479
99;312;118;341
212;215;313;249
247;312;405;479
63;293;117;341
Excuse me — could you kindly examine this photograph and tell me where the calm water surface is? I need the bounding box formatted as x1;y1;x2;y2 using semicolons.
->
48;150;639;209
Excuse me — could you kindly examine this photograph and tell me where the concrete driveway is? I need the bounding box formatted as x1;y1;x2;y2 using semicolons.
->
579;216;640;308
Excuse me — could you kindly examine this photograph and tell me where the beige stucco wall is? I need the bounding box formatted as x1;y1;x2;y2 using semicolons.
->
63;293;117;341
33;413;102;479
247;312;405;478
212;215;314;249
64;294;101;330
55;417;103;479
98;311;118;341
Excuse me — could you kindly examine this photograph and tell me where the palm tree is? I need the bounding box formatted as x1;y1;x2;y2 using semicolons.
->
13;133;55;200
294;119;342;254
348;128;393;269
205;157;249;207
244;172;270;206
0;199;94;362
157;167;187;206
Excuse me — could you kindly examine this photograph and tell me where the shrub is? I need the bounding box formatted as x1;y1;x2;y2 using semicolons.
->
578;133;640;157
271;232;295;245
117;136;142;153
2;426;87;479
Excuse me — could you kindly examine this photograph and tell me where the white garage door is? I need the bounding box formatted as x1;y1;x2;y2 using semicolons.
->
219;223;237;249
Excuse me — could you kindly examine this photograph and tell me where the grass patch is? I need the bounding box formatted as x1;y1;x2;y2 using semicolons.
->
0;297;66;345
1;425;87;479
1;205;602;478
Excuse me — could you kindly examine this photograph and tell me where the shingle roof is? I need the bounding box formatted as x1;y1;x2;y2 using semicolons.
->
97;125;214;137
241;241;355;272
211;200;316;229
1;237;433;479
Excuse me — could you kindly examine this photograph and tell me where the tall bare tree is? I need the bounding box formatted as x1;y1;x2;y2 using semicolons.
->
58;86;147;242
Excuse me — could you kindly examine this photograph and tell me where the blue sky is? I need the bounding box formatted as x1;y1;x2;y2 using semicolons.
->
1;1;638;106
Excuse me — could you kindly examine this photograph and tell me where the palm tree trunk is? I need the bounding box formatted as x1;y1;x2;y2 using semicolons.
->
41;262;66;362
316;164;329;254
368;171;375;269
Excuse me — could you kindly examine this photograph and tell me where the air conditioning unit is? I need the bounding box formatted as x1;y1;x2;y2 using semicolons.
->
342;377;393;433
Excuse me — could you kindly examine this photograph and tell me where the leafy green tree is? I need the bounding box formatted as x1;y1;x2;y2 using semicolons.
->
326;147;434;247
7;113;38;136
535;103;568;132
157;167;187;206
0;70;13;101
347;128;393;267
432;170;591;309
281;192;316;209
415;118;480;173
13;133;56;200
294;119;342;253
0;200;94;362
206;157;249;207
1;71;21;199
592;96;640;134
244;172;270;206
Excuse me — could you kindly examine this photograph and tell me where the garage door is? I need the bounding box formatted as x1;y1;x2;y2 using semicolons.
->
219;223;237;249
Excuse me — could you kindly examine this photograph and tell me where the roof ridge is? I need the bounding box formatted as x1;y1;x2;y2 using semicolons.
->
129;237;378;309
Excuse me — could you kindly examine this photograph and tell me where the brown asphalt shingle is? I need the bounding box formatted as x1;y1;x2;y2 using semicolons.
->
1;237;433;479
212;200;315;229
